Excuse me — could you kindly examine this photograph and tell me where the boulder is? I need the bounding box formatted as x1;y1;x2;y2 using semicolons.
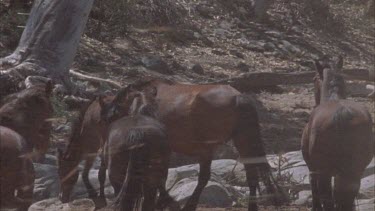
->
357;198;375;211
29;198;95;211
140;55;172;74
169;178;233;207
33;163;60;201
360;174;375;199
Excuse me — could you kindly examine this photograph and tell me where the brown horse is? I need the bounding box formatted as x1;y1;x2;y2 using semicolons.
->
101;79;282;211
104;104;173;211
302;57;374;211
0;81;53;160
0;126;35;211
57;89;145;203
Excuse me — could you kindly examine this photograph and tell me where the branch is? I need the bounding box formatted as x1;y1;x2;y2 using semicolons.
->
69;69;122;89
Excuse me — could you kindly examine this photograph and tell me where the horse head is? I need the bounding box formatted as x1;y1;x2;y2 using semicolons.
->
313;55;346;105
0;79;54;158
99;84;158;123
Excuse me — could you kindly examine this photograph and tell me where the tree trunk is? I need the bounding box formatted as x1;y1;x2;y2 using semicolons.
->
0;0;94;96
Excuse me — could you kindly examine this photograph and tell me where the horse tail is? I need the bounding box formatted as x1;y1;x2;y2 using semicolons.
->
234;94;287;206
114;128;150;211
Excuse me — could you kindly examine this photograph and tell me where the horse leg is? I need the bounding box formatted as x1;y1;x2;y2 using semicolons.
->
181;154;212;211
98;153;106;198
233;134;269;211
334;175;360;211
82;156;97;199
310;172;323;211
318;174;333;211
108;152;129;196
142;186;157;211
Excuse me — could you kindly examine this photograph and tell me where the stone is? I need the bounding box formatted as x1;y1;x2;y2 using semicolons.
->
33;163;60;201
237;62;250;72
191;63;204;74
360;174;375;199
169;178;233;207
229;50;245;59
293;190;312;206
29;198;95;211
357;198;375;211
140;55;172;74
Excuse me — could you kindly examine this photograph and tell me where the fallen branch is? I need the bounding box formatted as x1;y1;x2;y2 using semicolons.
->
69;69;122;89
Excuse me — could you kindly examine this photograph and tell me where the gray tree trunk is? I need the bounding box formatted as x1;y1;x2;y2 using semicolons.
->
0;0;94;96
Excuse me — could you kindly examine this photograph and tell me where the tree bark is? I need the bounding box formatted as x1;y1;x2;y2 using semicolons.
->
0;0;94;96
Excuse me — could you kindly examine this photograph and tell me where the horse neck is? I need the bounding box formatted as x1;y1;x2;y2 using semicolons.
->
320;69;346;104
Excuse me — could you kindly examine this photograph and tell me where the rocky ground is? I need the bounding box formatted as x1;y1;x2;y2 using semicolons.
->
1;0;374;210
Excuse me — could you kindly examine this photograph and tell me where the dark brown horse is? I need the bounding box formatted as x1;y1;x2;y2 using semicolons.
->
0;126;35;211
58;89;145;203
104;104;173;211
0;81;53;160
101;79;282;211
302;57;374;211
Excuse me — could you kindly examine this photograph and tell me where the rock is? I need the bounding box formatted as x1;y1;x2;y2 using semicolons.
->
33;163;60;201
33;162;114;201
264;42;276;52
237;62;250;72
211;49;227;56
140;55;172;74
191;63;204;75
293;190;312;206
29;198;95;211
169;178;233;207
71;170;114;199
279;40;301;55
229;50;245;59
360;174;375;199
55;124;71;133
357;198;375;211
166;159;247;189
196;5;215;19
40;154;58;166
243;41;265;52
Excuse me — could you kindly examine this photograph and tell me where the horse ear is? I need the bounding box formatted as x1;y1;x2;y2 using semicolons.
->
114;86;130;104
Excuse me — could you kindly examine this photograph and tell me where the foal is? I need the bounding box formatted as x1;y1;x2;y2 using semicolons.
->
58;88;144;203
302;57;374;211
104;103;172;211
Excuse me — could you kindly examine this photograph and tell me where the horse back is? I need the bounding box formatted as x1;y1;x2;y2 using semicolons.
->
306;100;374;175
154;83;243;154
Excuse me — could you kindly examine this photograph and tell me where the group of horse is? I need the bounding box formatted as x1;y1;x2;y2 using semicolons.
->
0;56;373;211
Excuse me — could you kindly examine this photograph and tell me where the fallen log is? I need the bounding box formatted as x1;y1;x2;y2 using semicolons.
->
211;69;374;92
